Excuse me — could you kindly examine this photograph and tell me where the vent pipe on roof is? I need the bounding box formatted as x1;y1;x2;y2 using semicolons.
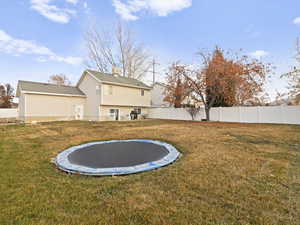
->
112;66;122;76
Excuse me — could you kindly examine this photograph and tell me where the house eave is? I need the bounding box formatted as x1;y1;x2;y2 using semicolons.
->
100;81;152;90
20;91;86;98
100;104;151;108
84;70;152;90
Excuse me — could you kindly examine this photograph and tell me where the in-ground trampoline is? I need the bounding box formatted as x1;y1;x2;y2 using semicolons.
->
55;139;180;176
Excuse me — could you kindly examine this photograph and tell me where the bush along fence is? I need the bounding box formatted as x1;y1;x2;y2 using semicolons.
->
148;106;300;125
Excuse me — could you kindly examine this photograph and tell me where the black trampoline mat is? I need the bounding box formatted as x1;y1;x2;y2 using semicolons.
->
67;141;170;168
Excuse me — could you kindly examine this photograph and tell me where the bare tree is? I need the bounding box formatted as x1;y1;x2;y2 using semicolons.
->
0;84;14;108
280;39;300;105
186;107;200;121
281;68;300;105
296;37;300;62
85;23;151;80
85;26;115;73
48;74;71;86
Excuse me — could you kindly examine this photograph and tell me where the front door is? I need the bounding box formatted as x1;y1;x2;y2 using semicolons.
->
110;109;119;121
115;109;119;121
74;105;83;120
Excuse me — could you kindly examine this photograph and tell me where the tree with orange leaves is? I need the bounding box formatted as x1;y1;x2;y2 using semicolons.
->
185;47;270;120
163;63;191;108
48;74;71;86
0;83;14;108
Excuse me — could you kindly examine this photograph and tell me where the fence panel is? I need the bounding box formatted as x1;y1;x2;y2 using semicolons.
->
240;107;258;123
148;106;300;125
281;106;300;125
148;107;204;121
210;108;219;121
0;108;18;118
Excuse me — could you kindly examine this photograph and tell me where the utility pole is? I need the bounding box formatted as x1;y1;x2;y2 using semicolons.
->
150;58;160;86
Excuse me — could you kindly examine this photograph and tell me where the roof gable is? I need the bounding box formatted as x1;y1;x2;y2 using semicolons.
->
17;80;85;97
85;69;151;89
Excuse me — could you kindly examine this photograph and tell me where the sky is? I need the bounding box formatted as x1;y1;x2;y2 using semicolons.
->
0;0;300;100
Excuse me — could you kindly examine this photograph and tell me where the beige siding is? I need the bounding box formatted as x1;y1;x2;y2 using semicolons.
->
18;93;26;121
18;73;152;122
78;73;101;120
101;84;151;107
99;105;149;121
24;93;85;122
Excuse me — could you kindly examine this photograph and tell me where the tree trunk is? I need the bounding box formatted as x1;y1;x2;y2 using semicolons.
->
205;107;210;121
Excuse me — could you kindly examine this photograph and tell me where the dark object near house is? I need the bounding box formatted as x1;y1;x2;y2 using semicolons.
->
130;110;138;120
55;140;180;176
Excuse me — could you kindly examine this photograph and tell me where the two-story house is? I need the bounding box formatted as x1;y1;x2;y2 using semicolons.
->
151;82;171;107
16;69;152;122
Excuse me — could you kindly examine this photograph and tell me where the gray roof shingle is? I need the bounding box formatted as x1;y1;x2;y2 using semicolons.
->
87;69;151;89
18;80;85;96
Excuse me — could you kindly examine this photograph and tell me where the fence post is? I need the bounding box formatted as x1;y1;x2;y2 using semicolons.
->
280;105;285;124
257;106;260;123
238;106;241;123
219;107;222;122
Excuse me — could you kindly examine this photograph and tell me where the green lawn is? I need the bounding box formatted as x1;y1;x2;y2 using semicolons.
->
0;120;299;225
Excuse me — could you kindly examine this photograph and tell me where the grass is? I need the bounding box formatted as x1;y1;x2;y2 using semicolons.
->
0;119;299;225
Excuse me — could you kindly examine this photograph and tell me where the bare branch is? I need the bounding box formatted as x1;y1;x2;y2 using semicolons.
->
85;23;151;80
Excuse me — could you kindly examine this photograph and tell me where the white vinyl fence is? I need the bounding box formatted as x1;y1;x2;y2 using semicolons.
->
148;107;204;121
148;106;300;125
0;108;18;119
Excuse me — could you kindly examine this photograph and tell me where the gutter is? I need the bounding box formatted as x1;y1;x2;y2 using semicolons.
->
21;91;86;98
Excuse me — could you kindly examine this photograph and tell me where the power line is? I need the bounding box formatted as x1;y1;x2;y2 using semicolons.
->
149;58;160;85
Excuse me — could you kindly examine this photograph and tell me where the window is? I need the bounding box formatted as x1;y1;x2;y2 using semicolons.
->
109;86;113;95
141;90;144;96
96;85;101;95
109;109;119;121
105;85;113;95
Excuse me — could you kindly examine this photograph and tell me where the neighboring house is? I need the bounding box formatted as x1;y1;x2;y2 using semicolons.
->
151;82;170;107
16;69;152;122
151;82;204;108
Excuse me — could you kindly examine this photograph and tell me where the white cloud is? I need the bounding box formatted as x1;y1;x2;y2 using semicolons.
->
147;0;192;16
83;1;88;9
82;1;91;14
66;0;78;4
250;50;269;59
293;17;300;25
112;0;192;21
0;30;82;65
49;55;83;64
113;0;139;20
0;30;12;41
30;0;77;24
